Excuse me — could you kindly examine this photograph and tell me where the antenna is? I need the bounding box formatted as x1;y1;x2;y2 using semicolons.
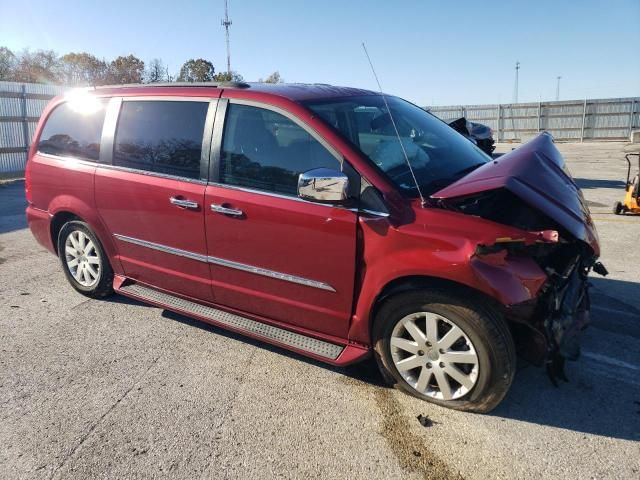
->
361;42;426;206
221;0;232;75
556;76;561;101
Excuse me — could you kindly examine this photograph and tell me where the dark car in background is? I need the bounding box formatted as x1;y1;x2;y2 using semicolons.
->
448;117;496;155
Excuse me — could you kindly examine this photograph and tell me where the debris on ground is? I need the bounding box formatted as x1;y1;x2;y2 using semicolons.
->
417;414;435;428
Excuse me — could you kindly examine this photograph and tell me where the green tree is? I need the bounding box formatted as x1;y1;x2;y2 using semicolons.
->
0;47;17;80
60;52;108;86
212;71;244;82
108;55;145;84
261;71;283;84
177;59;215;82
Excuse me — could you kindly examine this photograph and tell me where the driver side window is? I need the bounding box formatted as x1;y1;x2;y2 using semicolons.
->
219;103;342;196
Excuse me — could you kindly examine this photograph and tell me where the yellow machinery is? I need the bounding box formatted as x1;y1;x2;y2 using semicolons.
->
613;153;640;215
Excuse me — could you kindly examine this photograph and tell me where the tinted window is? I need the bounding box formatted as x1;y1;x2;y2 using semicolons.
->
114;101;209;180
219;103;341;195
38;97;107;161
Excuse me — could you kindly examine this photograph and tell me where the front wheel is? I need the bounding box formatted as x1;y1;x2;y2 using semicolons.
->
613;201;624;215
57;220;114;298
373;290;516;413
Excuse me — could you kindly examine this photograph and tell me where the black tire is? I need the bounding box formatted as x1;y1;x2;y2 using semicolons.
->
57;220;114;298
373;289;516;413
613;202;624;215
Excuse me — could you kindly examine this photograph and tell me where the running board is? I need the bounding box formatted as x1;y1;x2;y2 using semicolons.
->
119;283;345;360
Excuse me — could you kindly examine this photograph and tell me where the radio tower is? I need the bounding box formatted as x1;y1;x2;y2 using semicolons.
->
513;61;520;104
221;0;232;76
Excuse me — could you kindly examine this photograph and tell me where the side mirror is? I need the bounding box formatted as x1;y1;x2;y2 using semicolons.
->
297;168;349;204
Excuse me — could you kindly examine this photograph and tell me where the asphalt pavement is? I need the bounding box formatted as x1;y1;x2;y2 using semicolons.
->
1;141;639;479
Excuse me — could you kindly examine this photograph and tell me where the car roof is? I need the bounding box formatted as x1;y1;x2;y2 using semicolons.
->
92;82;380;102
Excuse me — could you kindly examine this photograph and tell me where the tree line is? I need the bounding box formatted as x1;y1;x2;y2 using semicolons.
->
0;47;283;86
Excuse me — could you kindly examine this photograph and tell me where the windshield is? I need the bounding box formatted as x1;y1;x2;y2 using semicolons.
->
303;95;489;197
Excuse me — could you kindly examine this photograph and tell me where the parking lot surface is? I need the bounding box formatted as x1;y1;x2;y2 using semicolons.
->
1;142;639;479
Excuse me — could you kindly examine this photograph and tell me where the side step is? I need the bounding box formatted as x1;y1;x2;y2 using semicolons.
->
119;283;345;360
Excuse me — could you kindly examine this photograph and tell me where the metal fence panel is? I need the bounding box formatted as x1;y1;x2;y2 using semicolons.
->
0;81;69;175
427;97;639;142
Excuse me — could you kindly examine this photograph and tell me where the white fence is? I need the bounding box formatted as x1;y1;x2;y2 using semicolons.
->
426;97;639;142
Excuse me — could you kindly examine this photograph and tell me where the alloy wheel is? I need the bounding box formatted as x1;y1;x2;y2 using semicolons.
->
390;312;479;400
64;230;101;287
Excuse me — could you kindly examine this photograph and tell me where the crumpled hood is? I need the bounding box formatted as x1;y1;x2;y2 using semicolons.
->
431;132;599;254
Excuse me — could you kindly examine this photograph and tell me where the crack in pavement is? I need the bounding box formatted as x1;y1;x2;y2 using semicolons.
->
48;355;161;480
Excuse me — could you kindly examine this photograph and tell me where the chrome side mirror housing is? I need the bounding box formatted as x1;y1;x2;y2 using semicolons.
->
297;168;349;204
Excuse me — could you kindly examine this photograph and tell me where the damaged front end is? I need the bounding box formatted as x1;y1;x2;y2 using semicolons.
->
432;133;607;382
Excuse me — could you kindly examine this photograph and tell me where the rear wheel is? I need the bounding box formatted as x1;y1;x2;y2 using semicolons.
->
57;221;114;298
373;290;515;413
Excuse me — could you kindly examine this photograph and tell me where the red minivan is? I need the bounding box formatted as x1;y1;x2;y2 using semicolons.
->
25;82;604;412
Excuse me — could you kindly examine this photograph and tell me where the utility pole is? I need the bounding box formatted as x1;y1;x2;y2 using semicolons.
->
221;0;232;76
556;76;562;101
513;61;520;104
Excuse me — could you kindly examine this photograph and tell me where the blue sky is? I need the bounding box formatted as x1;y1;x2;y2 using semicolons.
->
2;0;639;106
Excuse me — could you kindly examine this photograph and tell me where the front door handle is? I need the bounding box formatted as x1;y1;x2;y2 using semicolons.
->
170;197;199;209
210;204;244;217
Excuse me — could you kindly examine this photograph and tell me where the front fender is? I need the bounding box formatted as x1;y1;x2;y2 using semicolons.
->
349;216;547;344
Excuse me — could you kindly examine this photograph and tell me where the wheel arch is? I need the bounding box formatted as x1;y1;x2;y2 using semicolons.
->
370;275;504;335
48;209;122;275
50;211;82;254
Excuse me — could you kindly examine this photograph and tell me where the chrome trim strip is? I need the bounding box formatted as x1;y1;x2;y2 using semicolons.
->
36;152;98;166
113;234;336;292
206;255;336;292
114;234;208;262
98;163;208;185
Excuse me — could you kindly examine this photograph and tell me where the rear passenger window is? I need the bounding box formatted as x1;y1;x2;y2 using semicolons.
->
219;103;341;195
114;101;209;180
38;98;107;161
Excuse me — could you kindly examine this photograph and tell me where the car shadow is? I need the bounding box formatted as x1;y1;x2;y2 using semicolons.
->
492;276;640;441
159;308;388;387
104;275;640;441
574;178;626;189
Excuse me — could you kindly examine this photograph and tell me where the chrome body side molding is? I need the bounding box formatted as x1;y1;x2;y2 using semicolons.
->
113;233;336;292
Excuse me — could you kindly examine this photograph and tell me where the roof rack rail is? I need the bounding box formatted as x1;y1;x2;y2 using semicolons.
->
94;81;251;90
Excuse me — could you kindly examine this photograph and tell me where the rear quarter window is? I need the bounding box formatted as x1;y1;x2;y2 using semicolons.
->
37;97;107;161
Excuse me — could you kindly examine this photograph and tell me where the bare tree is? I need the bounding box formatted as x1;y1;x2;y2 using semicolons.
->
0;47;17;80
145;58;167;83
